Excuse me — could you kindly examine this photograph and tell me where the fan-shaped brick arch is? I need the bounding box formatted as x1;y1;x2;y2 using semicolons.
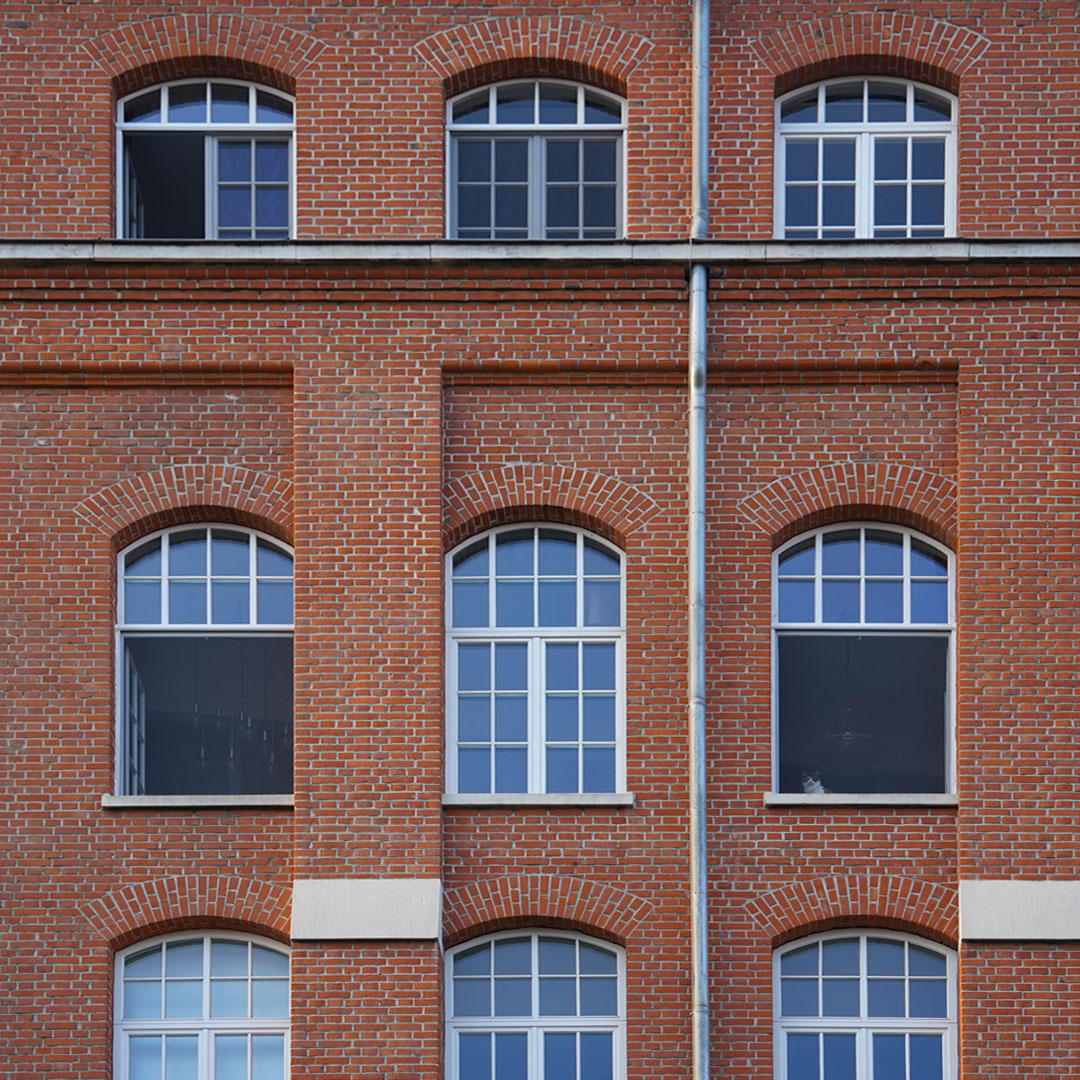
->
750;11;989;95
74;463;293;549
443;874;654;948
444;464;661;551
414;17;653;97
746;874;958;949
83;13;327;94
736;462;957;548
78;875;292;950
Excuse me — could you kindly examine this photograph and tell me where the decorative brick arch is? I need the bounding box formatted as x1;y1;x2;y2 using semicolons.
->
414;17;653;97
443;874;654;949
78;875;292;950
746;874;958;949
74;463;293;549
83;13;327;95
444;464;661;551
736;462;957;548
749;11;989;95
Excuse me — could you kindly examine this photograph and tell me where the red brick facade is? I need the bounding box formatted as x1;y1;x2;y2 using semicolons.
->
4;2;1080;1079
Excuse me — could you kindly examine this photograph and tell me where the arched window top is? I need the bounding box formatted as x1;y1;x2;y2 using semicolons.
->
119;525;294;629
775;78;956;241
117;79;294;127
777;78;954;127
447;930;625;1080
448;79;624;129
115;932;289;1080
449;524;622;631
774;524;952;628
774;930;956;1080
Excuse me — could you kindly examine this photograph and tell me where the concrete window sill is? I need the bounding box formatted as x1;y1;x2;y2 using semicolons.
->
764;792;958;808
101;794;294;809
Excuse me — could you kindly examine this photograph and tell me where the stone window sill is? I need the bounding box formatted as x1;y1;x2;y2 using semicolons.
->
764;792;957;808
442;793;634;808
101;794;294;809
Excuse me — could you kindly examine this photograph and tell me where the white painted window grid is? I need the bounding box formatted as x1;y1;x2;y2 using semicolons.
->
774;79;957;240
116;79;295;240
446;80;626;240
445;930;626;1080
446;525;626;795
115;525;294;796
113;931;289;1080
770;524;956;794
773;930;957;1080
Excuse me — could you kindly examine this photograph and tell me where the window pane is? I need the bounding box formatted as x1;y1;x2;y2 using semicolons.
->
821;1034;856;1080
219;187;252;229
256;186;289;229
776;634;948;793
129;1036;162;1080
911;540;947;576
583;186;616;230
786;141;817;182
821;939;859;974
169;581;206;624
458;185;491;231
780;978;818;1016
494;977;531;1015
910;1035;944;1080
872;1034;905;1080
914;89;952;121
459;140;491;183
256;540;291;577
821;579;859;622
583;746;616;792
210;978;247;1018
256;580;292;624
212;581;249;624
824;82;863;122
865;580;902;622
546;644;578;690
256;91;293;123
494;747;527;792
494;938;531;975
547;140;579;182
211;83;249;123
584;580;620;626
911;580;948;623
912;139;946;180
252;978;288;1017
496;1033;528;1080
253;946;288;977
165;1035;199;1080
169;83;206;123
454;977;491;1016
495;140;528;182
583;540;619;575
584;91;621;123
910;978;948;1017
460;1033;493;1080
584;140;616;183
539;938;576;974
459;747;490;792
582;696;615;741
546;746;579;792
126;946;163;979
780;944;817;976
867;939;905;975
165;979;201;1018
866;530;903;574
822;140;855;181
546;696;578;741
785;186;817;228
453;581;489;627
496;581;533;626
822;186;854;229
822;531;859;574
454;92;489;125
909;946;947;977
125;91;162;124
912;185;945;227
582;643;615;690
454;539;489;578
170;531;207;575
779;580;814;622
125;581;161;623
458;644;491;691
496;530;534;574
875;139;907;181
545;1033;576;1080
539;580;576;625
822;978;859;1016
781;90;818;123
496;84;534;124
581;1033;614;1080
459;697;490;741
867;81;907;121
495;695;528;741
580;976;617;1015
539;83;577;124
214;1034;248;1080
539;976;576;1015
580;944;617;975
874;185;907;227
547;186;579;229
218;141;251;182
251;1035;285;1080
868;978;905;1016
494;643;527;690
124;980;161;1019
786;1033;820;1080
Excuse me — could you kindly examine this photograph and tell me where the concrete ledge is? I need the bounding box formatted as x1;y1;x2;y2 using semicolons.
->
961;880;1080;940
764;793;958;808
101;794;294;809
291;878;441;940
442;792;634;808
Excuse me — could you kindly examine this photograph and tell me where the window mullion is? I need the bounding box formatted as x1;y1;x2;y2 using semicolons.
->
531;637;544;793
532;135;544;239
206;135;216;239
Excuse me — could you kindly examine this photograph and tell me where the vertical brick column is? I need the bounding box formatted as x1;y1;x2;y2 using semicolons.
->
290;307;444;1077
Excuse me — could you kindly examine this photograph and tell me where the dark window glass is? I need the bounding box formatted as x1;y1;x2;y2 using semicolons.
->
777;633;947;793
125;636;293;795
124;133;206;239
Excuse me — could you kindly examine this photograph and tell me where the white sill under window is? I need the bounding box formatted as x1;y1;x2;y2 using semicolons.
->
101;794;294;809
442;793;634;808
763;792;957;808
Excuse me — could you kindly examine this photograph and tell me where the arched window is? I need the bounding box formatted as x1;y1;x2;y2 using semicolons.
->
447;80;625;240
775;78;956;240
117;525;294;796
117;79;294;240
773;525;953;795
114;932;289;1080
447;930;625;1080
774;931;957;1080
447;525;625;795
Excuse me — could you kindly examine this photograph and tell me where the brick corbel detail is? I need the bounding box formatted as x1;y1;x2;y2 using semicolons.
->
750;11;989;90
736;462;957;546
74;463;293;546
443;464;661;550
83;13;327;85
443;874;653;948
78;875;292;949
746;874;958;948
414;17;652;92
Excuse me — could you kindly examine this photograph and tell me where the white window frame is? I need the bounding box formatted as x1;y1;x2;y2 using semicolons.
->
445;524;627;795
445;929;626;1080
115;524;294;796
771;524;956;795
115;79;296;240
446;79;626;240
774;930;957;1080
113;931;290;1080
774;78;957;240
